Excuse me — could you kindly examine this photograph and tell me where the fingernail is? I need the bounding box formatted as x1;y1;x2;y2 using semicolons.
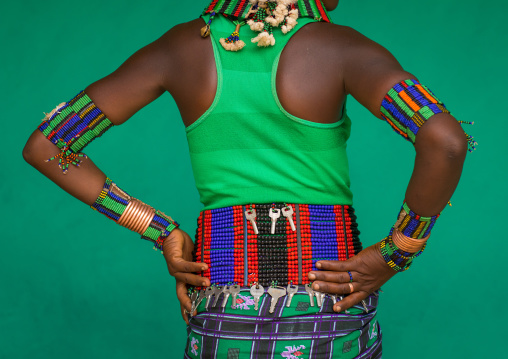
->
308;273;316;280
335;305;341;312
313;283;320;291
201;267;207;271
202;281;207;286
316;262;322;269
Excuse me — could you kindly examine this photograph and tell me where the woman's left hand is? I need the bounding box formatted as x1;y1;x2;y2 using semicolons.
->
308;241;396;312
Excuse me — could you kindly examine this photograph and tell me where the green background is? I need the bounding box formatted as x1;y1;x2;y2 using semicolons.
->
1;0;505;358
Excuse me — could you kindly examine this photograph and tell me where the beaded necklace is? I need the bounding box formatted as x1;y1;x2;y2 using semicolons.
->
201;0;331;51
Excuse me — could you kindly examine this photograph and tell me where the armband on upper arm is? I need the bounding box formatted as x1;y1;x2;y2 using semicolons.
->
39;91;113;173
380;79;476;151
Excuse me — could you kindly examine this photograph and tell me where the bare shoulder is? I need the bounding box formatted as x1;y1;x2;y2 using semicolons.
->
148;18;214;92
297;22;393;59
156;18;207;52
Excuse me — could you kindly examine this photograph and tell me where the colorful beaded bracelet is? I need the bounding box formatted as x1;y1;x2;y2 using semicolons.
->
380;201;437;272
380;233;426;272
395;201;439;239
92;178;179;252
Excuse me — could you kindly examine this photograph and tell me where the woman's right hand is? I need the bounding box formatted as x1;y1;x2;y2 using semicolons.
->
162;229;210;324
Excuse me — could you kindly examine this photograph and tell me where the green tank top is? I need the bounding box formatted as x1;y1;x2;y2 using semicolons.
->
186;14;353;210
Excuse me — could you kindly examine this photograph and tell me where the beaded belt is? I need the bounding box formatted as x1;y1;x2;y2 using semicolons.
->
193;203;363;287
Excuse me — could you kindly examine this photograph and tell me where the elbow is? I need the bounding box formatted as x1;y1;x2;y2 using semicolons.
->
444;132;468;160
22;130;46;166
22;140;36;165
415;114;468;161
433;127;468;160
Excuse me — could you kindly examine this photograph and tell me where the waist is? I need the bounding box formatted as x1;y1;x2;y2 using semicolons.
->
193;202;363;287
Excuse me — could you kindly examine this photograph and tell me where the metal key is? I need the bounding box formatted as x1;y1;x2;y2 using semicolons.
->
230;285;241;309
315;291;325;307
212;286;223;307
245;209;259;234
204;286;214;310
286;283;298;307
221;286;231;308
330;294;337;305
269;208;281;234
282;205;296;231
329;294;348;313
189;290;199;313
195;289;206;311
304;284;315;307
268;286;286;314
361;300;369;313
250;284;265;310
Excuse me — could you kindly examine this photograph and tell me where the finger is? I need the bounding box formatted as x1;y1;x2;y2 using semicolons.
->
176;281;193;312
180;304;190;325
311;280;357;296
316;260;352;272
170;257;209;274
333;291;369;313
174;272;211;287
308;270;351;283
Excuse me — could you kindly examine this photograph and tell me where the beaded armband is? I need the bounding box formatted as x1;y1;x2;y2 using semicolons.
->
92;178;179;252
39;91;113;173
380;79;476;151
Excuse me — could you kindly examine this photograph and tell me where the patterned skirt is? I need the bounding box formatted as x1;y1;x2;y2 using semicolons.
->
187;203;382;358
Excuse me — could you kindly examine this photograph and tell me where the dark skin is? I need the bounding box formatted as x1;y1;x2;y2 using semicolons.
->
23;8;467;324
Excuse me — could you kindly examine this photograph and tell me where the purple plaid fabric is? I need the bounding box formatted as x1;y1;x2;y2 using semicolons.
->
184;288;382;358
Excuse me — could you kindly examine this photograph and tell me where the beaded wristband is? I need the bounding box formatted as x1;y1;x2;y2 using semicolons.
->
395;201;439;239
380;79;476;152
380;233;426;272
381;201;437;272
39;91;113;173
92;178;179;252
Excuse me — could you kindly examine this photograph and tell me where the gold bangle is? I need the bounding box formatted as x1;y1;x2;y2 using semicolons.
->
131;202;155;234
117;200;136;227
139;208;156;235
392;229;429;253
119;200;143;231
124;200;144;231
118;199;156;234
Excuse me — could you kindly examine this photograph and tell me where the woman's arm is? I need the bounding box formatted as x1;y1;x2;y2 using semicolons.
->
23;26;210;314
309;26;468;311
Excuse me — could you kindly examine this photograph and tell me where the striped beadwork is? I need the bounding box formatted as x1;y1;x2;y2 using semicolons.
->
193;203;362;287
395;201;439;239
39;91;113;173
203;0;331;23
381;79;450;143
379;201;437;272
380;234;426;272
142;210;180;251
91;178;130;220
91;178;179;251
380;79;476;152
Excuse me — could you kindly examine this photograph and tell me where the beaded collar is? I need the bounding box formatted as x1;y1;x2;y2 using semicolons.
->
201;0;332;51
